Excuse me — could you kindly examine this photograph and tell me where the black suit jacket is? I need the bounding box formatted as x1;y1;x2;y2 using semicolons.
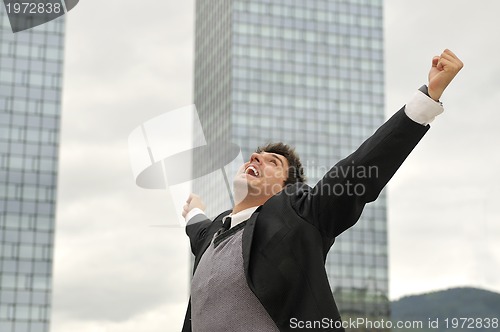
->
183;107;430;331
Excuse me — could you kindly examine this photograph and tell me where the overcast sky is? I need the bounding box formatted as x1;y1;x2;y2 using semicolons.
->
51;1;500;331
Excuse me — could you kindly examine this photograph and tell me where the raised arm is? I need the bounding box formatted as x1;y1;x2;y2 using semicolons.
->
292;49;464;238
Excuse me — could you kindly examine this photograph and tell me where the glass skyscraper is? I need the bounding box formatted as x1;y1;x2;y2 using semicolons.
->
193;0;388;327
0;6;65;332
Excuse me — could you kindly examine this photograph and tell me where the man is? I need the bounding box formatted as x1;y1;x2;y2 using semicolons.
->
181;50;463;331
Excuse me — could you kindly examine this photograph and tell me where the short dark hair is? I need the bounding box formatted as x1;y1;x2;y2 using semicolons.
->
255;142;306;185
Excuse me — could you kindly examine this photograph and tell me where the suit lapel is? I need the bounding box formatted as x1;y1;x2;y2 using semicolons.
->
193;210;231;271
193;207;260;284
242;206;261;291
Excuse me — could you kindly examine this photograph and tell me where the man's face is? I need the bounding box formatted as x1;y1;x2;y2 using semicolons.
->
234;152;289;200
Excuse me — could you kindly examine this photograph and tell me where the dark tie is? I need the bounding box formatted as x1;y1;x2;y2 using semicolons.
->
221;216;232;232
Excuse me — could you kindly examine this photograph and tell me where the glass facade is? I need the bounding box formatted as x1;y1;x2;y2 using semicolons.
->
194;0;388;328
0;6;65;332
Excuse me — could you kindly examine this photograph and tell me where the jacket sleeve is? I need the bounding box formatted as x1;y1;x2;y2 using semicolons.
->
292;106;429;238
185;214;212;256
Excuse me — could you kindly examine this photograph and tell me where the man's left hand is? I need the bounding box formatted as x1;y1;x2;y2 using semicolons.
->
428;49;464;101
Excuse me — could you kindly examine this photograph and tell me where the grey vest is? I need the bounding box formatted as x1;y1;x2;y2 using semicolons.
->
191;222;279;332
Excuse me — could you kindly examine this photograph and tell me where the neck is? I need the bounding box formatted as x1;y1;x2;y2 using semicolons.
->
232;196;267;214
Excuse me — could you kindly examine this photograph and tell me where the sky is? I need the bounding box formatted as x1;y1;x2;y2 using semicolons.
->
48;0;500;331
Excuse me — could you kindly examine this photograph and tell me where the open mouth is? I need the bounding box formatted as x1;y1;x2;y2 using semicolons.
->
245;165;259;177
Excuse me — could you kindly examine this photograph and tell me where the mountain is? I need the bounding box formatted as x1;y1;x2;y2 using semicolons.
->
390;287;500;331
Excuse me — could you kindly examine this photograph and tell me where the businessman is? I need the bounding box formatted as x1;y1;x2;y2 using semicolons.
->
181;49;463;331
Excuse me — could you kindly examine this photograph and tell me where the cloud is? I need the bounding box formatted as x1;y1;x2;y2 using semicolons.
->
61;0;194;145
53;223;189;322
53;140;190;324
52;303;187;332
53;1;194;330
385;0;500;300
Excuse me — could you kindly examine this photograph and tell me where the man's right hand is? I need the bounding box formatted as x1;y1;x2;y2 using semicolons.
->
182;193;206;219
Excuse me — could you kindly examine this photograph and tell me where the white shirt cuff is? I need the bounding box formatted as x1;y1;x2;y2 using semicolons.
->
185;208;205;223
404;90;444;125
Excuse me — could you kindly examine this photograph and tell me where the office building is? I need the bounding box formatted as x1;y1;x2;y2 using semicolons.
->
193;0;388;327
0;7;65;332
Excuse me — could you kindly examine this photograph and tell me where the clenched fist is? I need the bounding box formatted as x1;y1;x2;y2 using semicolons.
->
182;193;206;219
428;49;464;101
